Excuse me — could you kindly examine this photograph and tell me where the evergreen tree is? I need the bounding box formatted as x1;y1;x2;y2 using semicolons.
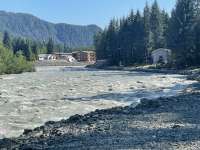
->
161;10;170;48
3;31;12;49
12;38;25;54
23;40;32;61
31;42;39;60
168;0;200;67
12;38;33;61
106;19;119;65
143;3;152;63
150;0;164;49
47;38;54;54
126;10;136;65
194;19;200;65
94;31;105;60
134;10;145;64
143;3;151;37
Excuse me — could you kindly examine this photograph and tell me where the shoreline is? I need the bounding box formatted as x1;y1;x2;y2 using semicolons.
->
87;65;200;81
35;60;93;67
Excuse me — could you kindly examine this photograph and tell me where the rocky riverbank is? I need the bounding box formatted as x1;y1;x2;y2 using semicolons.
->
1;82;200;149
88;64;200;81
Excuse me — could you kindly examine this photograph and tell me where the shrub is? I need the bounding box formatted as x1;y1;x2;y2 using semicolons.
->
0;45;34;75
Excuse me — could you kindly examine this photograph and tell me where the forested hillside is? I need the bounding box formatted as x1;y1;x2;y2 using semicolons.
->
0;11;101;48
95;0;200;68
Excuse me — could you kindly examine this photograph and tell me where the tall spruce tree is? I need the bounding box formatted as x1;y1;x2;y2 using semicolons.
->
143;3;152;63
31;42;39;60
94;30;108;60
3;31;12;49
12;37;24;54
134;10;145;64
23;40;32;61
106;19;119;65
47;38;54;54
161;10;170;48
125;10;136;65
150;0;164;49
168;0;200;67
194;18;200;65
118;17;129;65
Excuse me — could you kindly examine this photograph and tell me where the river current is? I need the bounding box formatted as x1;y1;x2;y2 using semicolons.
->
0;66;195;138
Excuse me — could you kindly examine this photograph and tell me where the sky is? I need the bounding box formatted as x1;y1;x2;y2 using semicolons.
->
0;0;176;28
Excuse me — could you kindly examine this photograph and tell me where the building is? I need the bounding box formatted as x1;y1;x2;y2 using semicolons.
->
38;54;56;61
54;53;72;59
66;55;76;62
72;51;96;62
151;48;172;64
54;53;76;62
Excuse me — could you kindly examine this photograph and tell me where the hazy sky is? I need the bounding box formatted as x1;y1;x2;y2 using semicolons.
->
0;0;176;28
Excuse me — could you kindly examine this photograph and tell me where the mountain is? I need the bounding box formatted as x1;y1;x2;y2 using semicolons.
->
0;11;102;48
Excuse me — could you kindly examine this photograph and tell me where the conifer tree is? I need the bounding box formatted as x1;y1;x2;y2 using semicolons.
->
3;31;12;49
23;40;32;61
161;10;169;48
47;38;54;54
150;0;164;49
168;0;200;67
143;3;152;63
31;42;39;60
106;19;119;65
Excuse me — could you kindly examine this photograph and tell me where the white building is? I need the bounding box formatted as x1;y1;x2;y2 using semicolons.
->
54;53;76;62
66;55;76;62
38;54;56;61
151;48;172;64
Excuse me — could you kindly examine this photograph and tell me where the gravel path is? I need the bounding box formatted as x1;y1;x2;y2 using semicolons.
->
1;87;200;149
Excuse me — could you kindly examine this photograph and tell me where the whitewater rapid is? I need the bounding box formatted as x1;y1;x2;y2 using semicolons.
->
0;66;195;138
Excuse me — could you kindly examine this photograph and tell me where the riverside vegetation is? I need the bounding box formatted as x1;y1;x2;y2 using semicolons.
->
0;32;35;74
0;45;33;74
0;32;34;74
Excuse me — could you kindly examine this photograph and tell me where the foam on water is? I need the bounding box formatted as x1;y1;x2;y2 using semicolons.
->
0;66;196;138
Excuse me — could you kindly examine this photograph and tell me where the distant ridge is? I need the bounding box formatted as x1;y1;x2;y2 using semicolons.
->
0;11;102;48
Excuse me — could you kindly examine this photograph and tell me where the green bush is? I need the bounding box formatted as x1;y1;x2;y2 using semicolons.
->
0;45;34;75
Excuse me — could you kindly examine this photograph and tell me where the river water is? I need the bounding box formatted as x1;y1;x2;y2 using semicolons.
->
0;66;195;138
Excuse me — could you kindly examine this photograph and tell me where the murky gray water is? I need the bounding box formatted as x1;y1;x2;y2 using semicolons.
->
0;66;195;138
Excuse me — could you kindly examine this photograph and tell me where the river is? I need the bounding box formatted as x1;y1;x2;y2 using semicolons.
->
0;66;195;138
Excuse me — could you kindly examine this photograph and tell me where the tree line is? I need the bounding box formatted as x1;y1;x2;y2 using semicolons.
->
2;32;77;61
94;0;200;68
0;31;59;74
3;31;95;62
